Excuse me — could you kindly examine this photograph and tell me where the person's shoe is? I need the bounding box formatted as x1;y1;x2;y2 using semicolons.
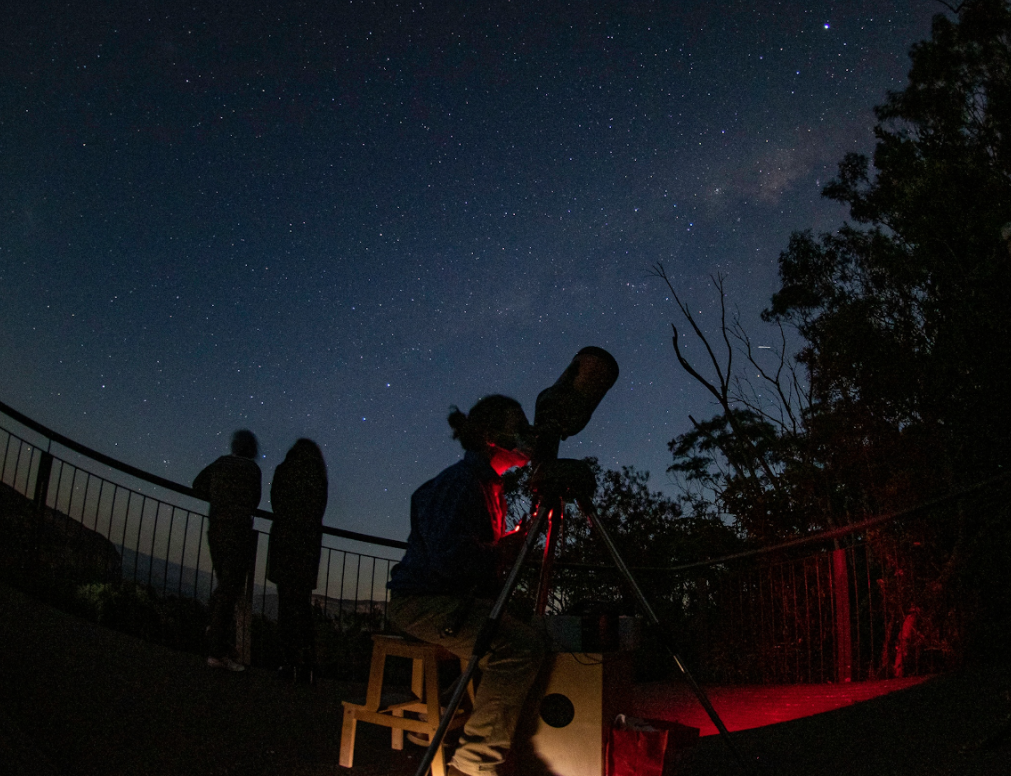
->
207;656;246;672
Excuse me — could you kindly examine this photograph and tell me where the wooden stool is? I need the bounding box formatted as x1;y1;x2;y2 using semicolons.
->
340;634;475;776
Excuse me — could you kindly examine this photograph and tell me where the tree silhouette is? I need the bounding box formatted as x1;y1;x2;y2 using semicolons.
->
766;0;1011;495
660;0;1011;665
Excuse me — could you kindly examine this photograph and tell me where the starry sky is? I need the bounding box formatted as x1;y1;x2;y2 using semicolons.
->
1;1;942;543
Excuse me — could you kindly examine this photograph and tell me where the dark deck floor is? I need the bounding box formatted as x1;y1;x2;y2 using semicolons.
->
1;581;1009;776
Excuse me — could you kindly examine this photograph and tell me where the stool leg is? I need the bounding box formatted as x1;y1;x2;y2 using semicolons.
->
424;651;446;776
411;656;425;700
424;652;442;729
431;739;446;776
403;654;426;749
365;641;388;711
339;708;357;768
392;707;404;750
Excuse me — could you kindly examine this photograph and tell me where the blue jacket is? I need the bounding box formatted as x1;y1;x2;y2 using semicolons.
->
388;451;505;598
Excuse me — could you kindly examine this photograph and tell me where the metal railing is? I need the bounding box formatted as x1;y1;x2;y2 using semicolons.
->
667;539;892;684
552;473;1007;684
0;399;405;647
2;397;999;684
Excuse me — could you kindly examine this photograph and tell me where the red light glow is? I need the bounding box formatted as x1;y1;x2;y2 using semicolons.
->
632;677;930;736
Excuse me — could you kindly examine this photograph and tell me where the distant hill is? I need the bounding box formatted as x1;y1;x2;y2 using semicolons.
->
0;481;121;585
1;481;388;626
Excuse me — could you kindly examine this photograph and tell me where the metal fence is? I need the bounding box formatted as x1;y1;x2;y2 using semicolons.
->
0;400;405;653
628;487;987;685
538;481;994;685
0;398;992;684
669;539;900;685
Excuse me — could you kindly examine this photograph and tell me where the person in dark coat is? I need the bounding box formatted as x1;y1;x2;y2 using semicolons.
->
193;429;262;672
387;395;544;776
267;438;328;683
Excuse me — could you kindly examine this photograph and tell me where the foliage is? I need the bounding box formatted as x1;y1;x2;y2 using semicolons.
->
768;1;1011;660
663;0;1011;532
67;579;385;679
659;0;1011;668
73;581;210;653
504;458;744;679
766;0;1011;491
503;458;741;613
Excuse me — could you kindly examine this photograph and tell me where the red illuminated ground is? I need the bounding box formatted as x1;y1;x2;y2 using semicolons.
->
632;676;930;736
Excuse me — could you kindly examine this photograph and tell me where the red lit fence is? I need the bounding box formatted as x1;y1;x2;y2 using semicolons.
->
544;482;998;685
652;538;941;685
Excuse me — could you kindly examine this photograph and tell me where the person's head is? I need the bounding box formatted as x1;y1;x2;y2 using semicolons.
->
286;438;327;473
448;395;532;473
231;429;259;459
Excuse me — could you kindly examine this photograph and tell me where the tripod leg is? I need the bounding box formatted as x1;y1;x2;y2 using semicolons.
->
411;501;551;776
575;496;757;775
534;497;564;615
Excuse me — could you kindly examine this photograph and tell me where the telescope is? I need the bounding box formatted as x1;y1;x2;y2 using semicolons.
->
415;345;754;776
532;345;620;465
526;346;620;605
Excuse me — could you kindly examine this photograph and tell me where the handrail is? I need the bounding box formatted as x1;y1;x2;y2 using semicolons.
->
0;397;407;550
324;526;406;550
646;471;1010;572
547;472;1011;575
10;395;1001;569
0;397;199;498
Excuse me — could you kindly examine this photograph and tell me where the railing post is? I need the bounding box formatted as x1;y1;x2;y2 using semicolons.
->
832;547;853;682
27;450;55;577
33;450;54;512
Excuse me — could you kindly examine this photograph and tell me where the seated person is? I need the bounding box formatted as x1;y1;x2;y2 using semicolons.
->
387;394;545;776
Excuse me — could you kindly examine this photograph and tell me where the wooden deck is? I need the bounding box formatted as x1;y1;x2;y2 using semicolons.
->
1;580;1008;775
633;675;930;736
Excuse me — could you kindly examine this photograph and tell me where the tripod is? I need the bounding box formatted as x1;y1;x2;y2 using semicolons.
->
412;458;755;776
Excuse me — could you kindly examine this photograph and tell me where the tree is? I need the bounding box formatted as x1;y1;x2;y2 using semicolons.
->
657;0;1011;666
653;268;829;541
501;459;740;613
663;1;1011;542
764;0;1011;664
765;0;1011;493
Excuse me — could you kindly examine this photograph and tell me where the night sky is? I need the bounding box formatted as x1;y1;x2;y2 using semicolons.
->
1;1;941;542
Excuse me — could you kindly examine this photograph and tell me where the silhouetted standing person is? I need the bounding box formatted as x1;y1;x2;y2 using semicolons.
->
267;438;328;683
193;429;262;672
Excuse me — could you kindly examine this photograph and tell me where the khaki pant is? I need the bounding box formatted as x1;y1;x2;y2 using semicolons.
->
388;593;545;776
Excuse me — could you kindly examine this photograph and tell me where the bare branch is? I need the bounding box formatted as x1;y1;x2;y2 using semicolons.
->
714;273;735;400
933;0;966;14
653;263;784;493
671;324;723;404
652;263;731;400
